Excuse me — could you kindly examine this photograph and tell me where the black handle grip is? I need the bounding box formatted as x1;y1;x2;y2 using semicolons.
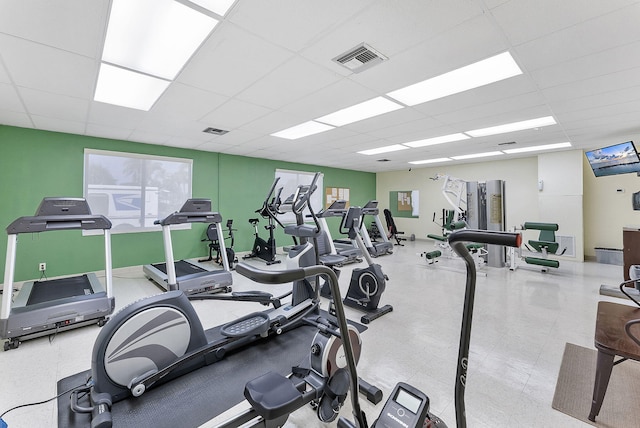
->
235;262;334;285
448;229;521;247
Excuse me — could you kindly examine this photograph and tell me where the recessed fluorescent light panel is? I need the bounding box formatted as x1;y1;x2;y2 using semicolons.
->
357;144;409;156
409;158;453;165
502;142;572;154
94;63;171;111
316;96;404;127
103;0;218;80
188;0;236;16
452;151;504;160
466;116;556;137
386;51;522;106
271;121;335;140
403;133;469;148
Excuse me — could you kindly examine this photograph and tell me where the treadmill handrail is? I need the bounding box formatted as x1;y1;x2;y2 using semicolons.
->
7;214;112;234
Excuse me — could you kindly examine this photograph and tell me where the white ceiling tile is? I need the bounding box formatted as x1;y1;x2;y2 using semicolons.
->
153;82;229;121
490;0;640;46
0;35;97;99
227;0;371;52
530;40;640;89
0;110;33;128
0;0;109;57
200;98;272;130
127;130;171;146
235;56;342;110
85;123;132;141
31;115;86;135
514;3;640;72
177;22;294;97
0;82;24;112
19;87;89;122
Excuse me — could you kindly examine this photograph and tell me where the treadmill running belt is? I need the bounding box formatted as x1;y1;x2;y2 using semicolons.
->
153;260;206;277
27;275;93;306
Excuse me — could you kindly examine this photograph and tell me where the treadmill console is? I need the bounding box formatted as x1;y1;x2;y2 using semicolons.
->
179;199;212;212
36;197;92;216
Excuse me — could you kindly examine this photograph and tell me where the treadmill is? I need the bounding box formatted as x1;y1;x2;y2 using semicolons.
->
317;200;363;264
360;200;393;257
1;197;114;351
143;199;233;295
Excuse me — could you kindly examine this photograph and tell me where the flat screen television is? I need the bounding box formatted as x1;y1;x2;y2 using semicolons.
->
585;141;640;177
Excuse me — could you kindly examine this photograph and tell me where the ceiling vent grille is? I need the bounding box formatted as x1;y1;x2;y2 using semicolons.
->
333;43;387;73
203;127;229;135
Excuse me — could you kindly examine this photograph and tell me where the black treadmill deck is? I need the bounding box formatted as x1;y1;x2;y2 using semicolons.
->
153;260;207;277
26;274;94;306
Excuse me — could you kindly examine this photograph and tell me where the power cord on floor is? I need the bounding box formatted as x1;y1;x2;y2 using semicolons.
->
0;381;89;426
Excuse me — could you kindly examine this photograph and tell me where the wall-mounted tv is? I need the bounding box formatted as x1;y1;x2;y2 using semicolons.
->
585;141;640;177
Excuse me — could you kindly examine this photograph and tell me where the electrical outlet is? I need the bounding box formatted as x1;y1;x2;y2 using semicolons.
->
39;262;46;272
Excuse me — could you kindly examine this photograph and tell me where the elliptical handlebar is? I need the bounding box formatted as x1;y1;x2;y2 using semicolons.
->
447;229;520;428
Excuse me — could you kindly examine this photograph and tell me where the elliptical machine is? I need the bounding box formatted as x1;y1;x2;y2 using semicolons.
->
243;178;286;265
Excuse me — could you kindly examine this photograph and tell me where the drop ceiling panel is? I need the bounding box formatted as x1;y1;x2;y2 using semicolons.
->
514;4;640;72
153;83;228;121
177;22;294;97
0;0;108;57
85;123;132;142
31;115;85;135
0;82;24;112
0;35;97;99
540;66;640;103
0;110;33;128
490;0;639;46
278;79;379;119
235;56;342;110
19;87;89;122
88;102;146;130
200;99;272;130
529;40;640;90
227;0;371;52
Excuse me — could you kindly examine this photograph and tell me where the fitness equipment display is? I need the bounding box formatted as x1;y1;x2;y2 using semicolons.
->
143;199;233;295
509;222;565;272
200;219;238;269
359;200;393;257
317;199;363;265
1;197;114;351
243;178;286;265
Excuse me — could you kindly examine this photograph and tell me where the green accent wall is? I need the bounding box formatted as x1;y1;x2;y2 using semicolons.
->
0;125;375;282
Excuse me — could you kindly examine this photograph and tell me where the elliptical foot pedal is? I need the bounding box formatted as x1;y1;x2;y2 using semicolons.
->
318;368;350;422
220;312;270;337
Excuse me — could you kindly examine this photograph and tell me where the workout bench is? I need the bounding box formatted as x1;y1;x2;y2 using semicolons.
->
509;222;564;271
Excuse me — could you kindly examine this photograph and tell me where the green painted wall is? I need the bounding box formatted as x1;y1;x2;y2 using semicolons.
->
0;125;375;282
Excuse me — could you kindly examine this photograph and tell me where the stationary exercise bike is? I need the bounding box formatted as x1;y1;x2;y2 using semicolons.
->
200;219;239;269
243;178;286;265
320;206;393;324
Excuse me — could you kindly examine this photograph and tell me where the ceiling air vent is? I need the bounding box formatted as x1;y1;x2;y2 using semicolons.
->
333;43;387;73
203;127;229;135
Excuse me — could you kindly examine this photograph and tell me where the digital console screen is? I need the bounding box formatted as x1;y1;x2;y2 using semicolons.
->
395;388;422;414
